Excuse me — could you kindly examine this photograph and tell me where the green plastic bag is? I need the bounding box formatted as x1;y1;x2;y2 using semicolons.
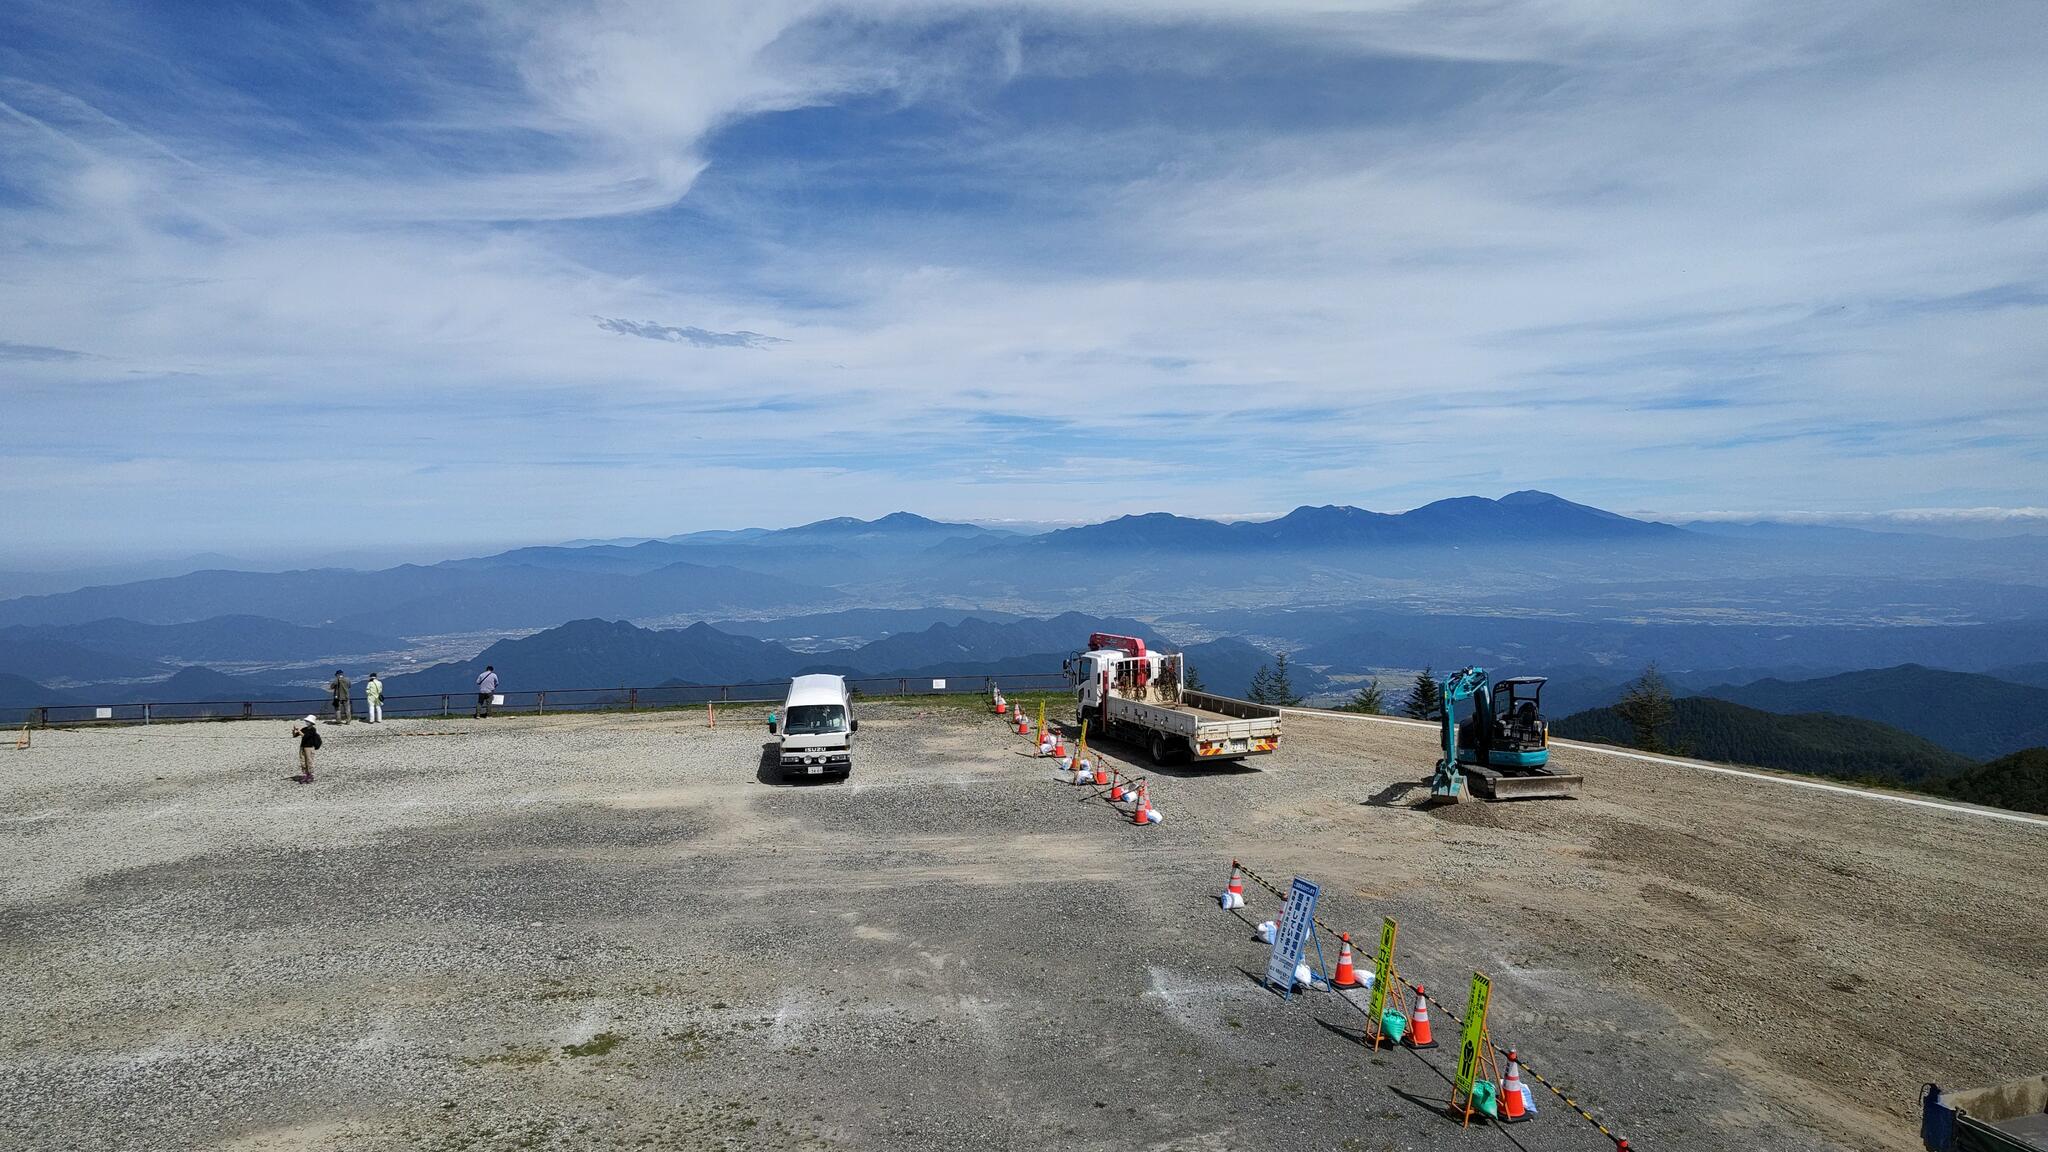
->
1470;1079;1498;1118
1380;1011;1407;1043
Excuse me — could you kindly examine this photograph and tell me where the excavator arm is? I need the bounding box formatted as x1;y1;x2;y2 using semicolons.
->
1429;666;1492;801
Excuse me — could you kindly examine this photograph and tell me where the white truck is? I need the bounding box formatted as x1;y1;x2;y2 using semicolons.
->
771;674;858;779
1065;633;1282;766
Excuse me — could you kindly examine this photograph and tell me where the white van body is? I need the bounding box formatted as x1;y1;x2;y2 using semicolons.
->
774;674;857;777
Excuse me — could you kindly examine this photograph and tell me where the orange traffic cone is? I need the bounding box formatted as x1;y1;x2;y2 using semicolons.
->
1052;736;1066;757
1408;987;1438;1049
1132;782;1152;826
1093;762;1110;786
1220;861;1246;909
1500;1051;1529;1122
1108;779;1126;802
1331;933;1360;988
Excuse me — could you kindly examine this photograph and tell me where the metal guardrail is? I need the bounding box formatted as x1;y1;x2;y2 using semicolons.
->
6;672;1072;728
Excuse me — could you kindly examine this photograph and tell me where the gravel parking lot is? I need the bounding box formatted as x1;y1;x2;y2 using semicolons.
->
3;704;2043;1151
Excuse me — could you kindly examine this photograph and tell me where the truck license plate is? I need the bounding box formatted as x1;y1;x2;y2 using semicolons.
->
807;765;823;775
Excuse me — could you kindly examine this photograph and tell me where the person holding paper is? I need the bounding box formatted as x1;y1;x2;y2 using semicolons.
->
475;665;499;718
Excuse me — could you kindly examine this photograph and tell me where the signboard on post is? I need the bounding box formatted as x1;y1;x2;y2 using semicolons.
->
1451;970;1494;1123
931;679;946;690
1367;916;1398;1041
1264;876;1320;997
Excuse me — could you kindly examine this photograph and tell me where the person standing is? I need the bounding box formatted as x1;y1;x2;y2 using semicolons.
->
292;715;322;782
364;672;384;723
329;669;353;724
475;665;498;718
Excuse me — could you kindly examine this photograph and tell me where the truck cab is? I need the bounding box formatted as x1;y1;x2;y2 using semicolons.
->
771;674;857;779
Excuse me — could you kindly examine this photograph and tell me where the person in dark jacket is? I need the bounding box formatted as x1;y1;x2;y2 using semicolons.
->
329;670;353;724
292;715;322;783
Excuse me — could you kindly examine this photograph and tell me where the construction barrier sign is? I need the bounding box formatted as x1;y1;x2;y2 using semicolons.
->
1453;971;1492;1100
1264;876;1320;997
1367;916;1397;1027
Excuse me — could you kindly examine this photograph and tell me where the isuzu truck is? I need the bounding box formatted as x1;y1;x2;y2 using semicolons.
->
1066;633;1282;766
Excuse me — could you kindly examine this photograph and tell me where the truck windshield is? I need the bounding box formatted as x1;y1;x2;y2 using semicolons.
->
783;704;847;735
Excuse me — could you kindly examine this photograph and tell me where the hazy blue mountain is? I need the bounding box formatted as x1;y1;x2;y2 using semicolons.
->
80;666;310;705
378;614;1243;699
1181;637;1324;700
1397;490;1682;541
0;627;166;685
0;560;828;633
1553;696;1973;783
839;613;1167;673
37;616;398;664
1032;512;1247;552
1699;664;2048;760
773;512;994;543
0;672;75;710
381;619;805;696
1992;662;2048;690
712;608;1025;648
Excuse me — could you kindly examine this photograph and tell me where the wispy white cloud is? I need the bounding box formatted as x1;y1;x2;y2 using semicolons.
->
0;0;2044;552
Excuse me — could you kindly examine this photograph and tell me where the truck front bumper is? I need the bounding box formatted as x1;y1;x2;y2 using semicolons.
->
781;752;852;775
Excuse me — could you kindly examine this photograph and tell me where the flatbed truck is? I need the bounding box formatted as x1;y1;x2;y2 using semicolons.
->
1067;633;1282;765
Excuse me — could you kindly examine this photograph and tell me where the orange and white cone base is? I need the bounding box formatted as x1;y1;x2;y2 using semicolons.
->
1220;863;1246;910
1331;935;1360;988
1408;989;1438;1049
1500;1052;1530;1122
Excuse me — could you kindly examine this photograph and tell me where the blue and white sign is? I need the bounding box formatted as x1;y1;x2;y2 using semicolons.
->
1264;876;1320;996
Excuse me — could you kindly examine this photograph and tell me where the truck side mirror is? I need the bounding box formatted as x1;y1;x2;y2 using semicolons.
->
850;719;859;733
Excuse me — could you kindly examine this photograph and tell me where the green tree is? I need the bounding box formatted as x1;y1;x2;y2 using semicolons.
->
1615;663;1676;752
1266;652;1303;706
1183;663;1206;692
1248;663;1273;703
1340;677;1384;715
1402;666;1442;719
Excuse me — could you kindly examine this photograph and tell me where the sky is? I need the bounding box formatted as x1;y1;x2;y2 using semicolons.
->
3;0;2046;559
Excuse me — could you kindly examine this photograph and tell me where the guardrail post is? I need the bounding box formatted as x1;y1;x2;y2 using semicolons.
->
242;702;253;720
441;694;449;718
537;691;545;715
143;703;151;725
720;685;730;702
628;688;637;711
38;706;48;728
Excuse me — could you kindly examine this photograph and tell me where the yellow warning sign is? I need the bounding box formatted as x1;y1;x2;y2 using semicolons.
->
1366;917;1397;1025
1453;970;1492;1100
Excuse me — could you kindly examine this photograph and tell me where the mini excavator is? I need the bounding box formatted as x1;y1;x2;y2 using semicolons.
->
1427;667;1581;802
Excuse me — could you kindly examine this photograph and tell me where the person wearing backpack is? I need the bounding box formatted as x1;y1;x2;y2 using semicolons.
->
292;716;323;783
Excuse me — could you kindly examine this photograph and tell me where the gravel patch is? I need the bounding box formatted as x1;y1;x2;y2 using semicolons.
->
4;705;2038;1150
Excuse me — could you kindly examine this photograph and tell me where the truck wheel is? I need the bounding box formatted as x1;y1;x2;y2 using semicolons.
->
1150;734;1169;765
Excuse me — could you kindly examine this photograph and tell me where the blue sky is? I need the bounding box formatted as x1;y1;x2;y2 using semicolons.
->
3;0;2046;557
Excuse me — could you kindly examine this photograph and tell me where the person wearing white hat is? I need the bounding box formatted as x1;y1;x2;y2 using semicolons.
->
291;715;323;783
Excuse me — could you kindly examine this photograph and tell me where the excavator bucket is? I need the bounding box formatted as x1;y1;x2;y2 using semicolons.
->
1464;764;1581;801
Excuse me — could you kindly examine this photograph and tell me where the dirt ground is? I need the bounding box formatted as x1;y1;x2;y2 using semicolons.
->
1;704;2041;1151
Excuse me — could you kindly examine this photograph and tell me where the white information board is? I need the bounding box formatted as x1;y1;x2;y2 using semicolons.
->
1265;876;1320;995
931;679;946;690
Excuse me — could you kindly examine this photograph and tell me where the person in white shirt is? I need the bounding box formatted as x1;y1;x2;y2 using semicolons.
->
475;665;499;718
364;673;384;723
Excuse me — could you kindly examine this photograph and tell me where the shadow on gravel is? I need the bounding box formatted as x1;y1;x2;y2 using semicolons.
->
1364;780;1429;807
754;741;848;788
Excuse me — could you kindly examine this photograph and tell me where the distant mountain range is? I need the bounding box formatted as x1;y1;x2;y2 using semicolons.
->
0;616;400;686
1553;696;1975;784
374;613;1306;702
1699;664;2048;761
1555;696;2047;816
